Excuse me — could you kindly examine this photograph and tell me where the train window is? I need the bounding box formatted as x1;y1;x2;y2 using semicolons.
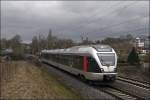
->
62;55;68;65
77;56;83;70
48;54;51;60
87;57;101;73
67;55;72;67
41;53;44;58
72;55;83;70
98;53;115;66
44;53;48;59
42;53;83;70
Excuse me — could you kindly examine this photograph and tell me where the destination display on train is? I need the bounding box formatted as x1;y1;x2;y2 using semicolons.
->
97;48;112;52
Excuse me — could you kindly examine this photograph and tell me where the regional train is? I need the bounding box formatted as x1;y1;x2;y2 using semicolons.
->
40;45;117;82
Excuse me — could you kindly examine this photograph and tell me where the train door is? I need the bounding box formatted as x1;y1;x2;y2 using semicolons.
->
87;57;101;73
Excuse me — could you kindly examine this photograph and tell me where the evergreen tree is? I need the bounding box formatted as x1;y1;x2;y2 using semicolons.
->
127;47;140;65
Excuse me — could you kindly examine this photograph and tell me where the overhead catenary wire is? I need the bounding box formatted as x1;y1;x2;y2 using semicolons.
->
90;15;149;34
87;1;137;24
99;27;149;37
74;1;141;36
99;15;148;32
85;1;124;23
73;1;148;40
86;2;148;37
84;1;144;35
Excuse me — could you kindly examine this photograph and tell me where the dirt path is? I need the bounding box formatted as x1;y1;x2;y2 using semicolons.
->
1;61;80;99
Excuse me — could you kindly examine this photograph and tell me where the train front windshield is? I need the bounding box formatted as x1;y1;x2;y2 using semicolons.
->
98;53;115;66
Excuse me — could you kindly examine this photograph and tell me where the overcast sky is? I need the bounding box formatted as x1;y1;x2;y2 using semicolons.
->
1;1;149;42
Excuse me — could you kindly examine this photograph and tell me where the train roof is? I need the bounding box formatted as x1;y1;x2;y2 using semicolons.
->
41;44;113;54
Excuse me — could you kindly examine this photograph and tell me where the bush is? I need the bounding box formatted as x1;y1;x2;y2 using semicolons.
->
127;47;140;65
11;54;24;60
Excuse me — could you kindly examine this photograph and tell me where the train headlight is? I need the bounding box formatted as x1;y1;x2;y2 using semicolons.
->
114;68;117;72
101;68;104;72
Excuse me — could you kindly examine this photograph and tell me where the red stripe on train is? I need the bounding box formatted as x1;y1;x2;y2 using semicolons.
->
83;56;88;72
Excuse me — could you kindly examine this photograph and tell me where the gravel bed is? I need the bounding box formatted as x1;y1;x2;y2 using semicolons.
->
42;63;116;100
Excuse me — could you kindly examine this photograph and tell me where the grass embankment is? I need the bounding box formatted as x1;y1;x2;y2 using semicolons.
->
0;61;81;100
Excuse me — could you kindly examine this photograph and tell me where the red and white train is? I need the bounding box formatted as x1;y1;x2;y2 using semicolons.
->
40;45;117;82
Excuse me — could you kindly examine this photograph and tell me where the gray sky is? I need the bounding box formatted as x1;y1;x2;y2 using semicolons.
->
1;1;149;43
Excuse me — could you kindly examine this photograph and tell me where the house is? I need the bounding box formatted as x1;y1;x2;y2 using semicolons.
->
134;36;150;54
0;48;13;56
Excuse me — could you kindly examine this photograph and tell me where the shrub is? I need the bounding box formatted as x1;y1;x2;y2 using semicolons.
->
127;47;140;65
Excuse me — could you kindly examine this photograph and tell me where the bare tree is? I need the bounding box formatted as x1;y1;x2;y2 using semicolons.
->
38;34;47;50
9;34;24;59
31;36;39;54
47;29;53;49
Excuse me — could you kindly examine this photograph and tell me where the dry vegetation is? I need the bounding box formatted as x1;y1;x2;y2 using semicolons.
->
118;65;150;82
0;61;81;100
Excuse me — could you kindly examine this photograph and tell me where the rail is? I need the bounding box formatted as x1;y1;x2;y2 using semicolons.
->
117;76;150;89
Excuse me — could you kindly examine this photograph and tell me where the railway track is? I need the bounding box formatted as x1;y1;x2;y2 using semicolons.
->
98;86;138;100
109;80;150;100
94;80;149;100
117;76;150;89
119;76;150;85
92;79;148;100
79;76;149;99
86;76;149;100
